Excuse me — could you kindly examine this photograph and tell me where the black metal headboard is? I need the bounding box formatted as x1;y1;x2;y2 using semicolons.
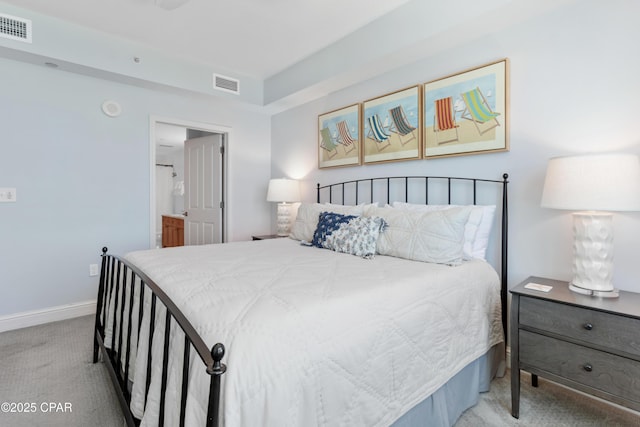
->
317;174;509;337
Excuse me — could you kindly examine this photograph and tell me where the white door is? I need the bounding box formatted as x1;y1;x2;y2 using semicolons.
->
184;134;224;245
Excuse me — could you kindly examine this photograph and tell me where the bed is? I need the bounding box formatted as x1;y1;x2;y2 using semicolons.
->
93;174;509;427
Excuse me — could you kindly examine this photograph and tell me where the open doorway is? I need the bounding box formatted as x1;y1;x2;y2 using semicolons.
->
149;116;230;249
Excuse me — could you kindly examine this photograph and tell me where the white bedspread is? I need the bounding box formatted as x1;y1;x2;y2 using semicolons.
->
123;238;503;427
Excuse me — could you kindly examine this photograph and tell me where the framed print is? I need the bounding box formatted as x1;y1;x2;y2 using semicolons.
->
362;85;421;164
423;59;509;158
318;104;361;169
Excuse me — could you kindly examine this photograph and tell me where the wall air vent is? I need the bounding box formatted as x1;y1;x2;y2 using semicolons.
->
0;13;32;43
213;73;240;95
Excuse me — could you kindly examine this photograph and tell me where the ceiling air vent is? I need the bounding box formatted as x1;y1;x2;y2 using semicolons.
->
213;73;240;95
0;13;32;43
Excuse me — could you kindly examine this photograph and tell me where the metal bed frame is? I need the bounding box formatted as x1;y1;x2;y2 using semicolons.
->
93;174;509;427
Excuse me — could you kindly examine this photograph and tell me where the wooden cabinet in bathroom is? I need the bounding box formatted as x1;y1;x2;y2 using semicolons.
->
162;215;184;248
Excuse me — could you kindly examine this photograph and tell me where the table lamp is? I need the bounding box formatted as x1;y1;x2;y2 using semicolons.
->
267;178;300;236
541;153;640;297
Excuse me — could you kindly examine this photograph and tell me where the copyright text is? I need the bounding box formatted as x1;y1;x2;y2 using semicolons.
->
1;402;72;413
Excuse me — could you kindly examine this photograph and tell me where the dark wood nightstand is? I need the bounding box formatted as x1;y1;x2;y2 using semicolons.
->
251;234;286;241
510;276;640;418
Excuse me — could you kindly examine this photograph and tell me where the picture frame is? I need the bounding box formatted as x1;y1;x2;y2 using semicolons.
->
423;59;509;159
318;103;362;169
362;85;421;164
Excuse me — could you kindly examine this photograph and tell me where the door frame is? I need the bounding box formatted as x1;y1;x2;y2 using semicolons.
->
149;115;231;249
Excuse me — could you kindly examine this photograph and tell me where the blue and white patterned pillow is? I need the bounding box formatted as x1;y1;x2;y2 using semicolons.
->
311;212;387;259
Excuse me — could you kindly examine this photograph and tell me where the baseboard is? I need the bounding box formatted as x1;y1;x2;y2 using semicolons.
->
0;300;96;333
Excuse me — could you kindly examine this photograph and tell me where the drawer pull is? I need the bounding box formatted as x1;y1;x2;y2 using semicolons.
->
583;323;593;331
583;364;593;372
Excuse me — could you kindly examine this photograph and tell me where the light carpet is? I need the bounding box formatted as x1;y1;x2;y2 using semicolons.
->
458;368;640;426
0;315;123;427
1;315;639;426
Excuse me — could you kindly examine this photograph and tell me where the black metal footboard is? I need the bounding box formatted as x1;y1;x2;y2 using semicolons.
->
93;247;226;427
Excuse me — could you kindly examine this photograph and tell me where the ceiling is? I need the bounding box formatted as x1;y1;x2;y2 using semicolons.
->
3;0;411;79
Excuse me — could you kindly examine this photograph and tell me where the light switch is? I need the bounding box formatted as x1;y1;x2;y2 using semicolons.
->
89;264;99;277
0;188;16;202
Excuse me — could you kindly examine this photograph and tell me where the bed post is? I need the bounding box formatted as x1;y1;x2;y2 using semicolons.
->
206;343;227;427
93;247;108;364
501;173;509;339
316;183;320;203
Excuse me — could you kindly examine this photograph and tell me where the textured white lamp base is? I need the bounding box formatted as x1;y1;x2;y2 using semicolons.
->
568;283;619;298
570;212;619;298
276;202;292;236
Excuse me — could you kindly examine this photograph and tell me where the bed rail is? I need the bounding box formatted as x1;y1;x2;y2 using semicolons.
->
317;174;509;337
93;247;226;427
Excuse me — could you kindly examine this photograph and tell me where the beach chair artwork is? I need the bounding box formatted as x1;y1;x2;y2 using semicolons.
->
460;87;501;135
433;96;459;145
336;120;357;155
318;103;361;168
366;114;391;151
388;105;417;146
319;127;339;159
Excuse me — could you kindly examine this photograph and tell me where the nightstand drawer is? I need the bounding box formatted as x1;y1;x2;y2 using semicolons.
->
520;330;640;404
520;296;640;357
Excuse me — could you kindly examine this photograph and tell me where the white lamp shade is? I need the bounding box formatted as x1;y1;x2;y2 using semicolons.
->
541;153;640;212
267;178;300;203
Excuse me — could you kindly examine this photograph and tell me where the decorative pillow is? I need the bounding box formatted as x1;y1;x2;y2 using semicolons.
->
371;206;472;265
289;203;376;242
311;212;386;259
391;202;496;260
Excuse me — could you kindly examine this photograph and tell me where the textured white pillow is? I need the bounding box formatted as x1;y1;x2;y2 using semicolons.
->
324;202;378;217
391;202;496;260
289;203;376;242
372;206;472;265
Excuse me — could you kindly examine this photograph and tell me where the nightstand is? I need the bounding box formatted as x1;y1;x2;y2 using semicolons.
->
251;234;286;241
510;276;640;418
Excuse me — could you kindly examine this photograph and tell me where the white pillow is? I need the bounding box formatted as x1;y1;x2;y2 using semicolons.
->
324;202;378;217
371;206;472;266
391;202;496;260
289;203;376;242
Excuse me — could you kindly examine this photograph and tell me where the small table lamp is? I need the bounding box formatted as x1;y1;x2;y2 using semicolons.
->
541;153;640;297
267;178;300;236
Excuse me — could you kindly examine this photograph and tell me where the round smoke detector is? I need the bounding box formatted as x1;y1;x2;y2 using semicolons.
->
101;100;122;117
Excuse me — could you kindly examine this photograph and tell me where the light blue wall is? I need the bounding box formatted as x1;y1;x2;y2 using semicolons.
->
271;0;640;292
0;58;272;316
3;0;640;319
